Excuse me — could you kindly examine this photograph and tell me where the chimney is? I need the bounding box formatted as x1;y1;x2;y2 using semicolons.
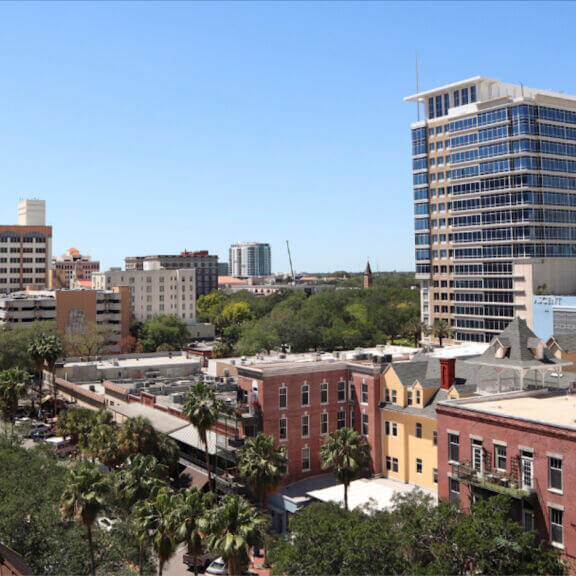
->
439;358;456;390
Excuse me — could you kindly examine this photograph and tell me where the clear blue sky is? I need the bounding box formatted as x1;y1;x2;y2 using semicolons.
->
0;1;573;274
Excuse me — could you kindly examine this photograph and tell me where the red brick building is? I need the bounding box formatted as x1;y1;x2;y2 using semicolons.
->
437;390;576;566
237;360;382;483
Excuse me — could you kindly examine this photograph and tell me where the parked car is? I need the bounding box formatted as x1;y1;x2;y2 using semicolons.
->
183;552;218;571
205;558;227;576
30;428;55;440
96;517;118;532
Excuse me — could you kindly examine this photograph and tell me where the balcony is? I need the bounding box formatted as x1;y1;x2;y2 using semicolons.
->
450;461;534;499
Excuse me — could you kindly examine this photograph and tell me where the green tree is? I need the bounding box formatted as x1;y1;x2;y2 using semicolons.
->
431;318;452;347
404;318;428;347
0;368;31;428
57;407;98;451
174;488;213;576
134;486;179;576
65;321;116;358
201;495;267;576
182;382;223;491
61;463;110;576
320;427;372;511
118;416;160;458
238;432;287;508
136;315;190;352
28;332;64;416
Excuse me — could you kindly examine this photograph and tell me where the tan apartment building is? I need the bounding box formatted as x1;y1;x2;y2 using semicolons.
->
92;267;197;324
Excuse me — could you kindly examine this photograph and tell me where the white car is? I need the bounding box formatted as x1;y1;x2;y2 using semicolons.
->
97;517;117;532
205;558;227;576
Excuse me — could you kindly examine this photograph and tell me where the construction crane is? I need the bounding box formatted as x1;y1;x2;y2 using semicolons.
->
286;240;296;285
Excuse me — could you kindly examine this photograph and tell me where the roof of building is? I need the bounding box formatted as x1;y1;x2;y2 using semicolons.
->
364;261;372;275
441;389;576;431
218;276;249;285
110;403;188;435
169;424;218;454
467;317;567;370
548;333;576;353
0;542;35;576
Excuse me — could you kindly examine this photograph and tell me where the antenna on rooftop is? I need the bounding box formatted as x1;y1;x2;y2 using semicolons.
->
415;53;420;121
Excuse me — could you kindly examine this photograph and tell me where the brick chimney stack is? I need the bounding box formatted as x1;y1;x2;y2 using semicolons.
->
439;358;456;390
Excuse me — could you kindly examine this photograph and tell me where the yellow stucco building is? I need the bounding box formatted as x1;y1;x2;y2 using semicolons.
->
379;357;475;491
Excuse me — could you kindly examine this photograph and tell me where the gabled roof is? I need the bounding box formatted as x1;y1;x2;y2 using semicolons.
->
468;317;564;370
364;261;372;275
548;333;576;353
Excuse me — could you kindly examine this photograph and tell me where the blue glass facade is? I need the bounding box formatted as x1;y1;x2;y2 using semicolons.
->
411;83;576;342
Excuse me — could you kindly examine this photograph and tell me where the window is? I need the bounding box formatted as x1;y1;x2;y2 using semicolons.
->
449;478;460;505
386;456;391;471
320;413;329;435
416;423;422;439
279;418;287;441
337;380;346;402
392;458;399;473
362;413;369;436
301;415;310;438
549;457;563;492
350;409;355;430
448;433;460;462
416;390;421;404
279;385;287;409
301;384;310;407
391;390;397;404
385;389;390;403
495;445;506;470
407;391;413;406
521;451;534;490
385;421;390;436
301;447;311;472
391;422;398;437
337;410;346;429
472;440;483;473
433;431;437;446
361;382;368;404
433;468;438;484
416;458;423;474
523;504;534;532
550;508;564;546
320;382;328;404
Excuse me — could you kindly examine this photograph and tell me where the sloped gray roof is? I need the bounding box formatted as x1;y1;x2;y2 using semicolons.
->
549;333;576;353
470;317;563;369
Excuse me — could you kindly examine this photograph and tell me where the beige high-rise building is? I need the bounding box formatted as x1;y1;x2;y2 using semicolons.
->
0;200;52;293
406;77;576;343
92;268;197;324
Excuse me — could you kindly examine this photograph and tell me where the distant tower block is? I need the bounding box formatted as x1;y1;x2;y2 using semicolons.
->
364;261;373;289
17;199;46;226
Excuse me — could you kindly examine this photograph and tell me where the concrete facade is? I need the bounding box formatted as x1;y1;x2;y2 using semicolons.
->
125;251;217;297
229;242;271;278
92;267;197;324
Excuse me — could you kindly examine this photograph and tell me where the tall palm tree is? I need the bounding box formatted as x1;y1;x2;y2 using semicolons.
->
237;432;287;508
182;381;223;491
200;495;267;576
88;422;123;469
61;463;110;576
431;319;452;348
174;488;213;576
134;487;179;576
29;333;63;417
0;368;31;441
320;427;372;511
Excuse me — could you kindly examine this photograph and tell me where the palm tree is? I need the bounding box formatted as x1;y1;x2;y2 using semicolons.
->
237;432;287;508
404;319;428;348
115;454;168;509
431;319;452;348
182;381;223;491
134;486;179;576
61;463;110;576
0;368;31;441
118;416;159;457
28;333;63;417
320;427;372;511
88;422;123;469
174;488;213;576
201;495;267;576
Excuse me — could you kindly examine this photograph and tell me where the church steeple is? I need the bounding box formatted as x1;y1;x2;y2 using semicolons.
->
363;260;373;289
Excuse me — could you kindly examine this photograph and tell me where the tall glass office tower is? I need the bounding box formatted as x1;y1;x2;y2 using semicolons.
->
406;77;576;343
